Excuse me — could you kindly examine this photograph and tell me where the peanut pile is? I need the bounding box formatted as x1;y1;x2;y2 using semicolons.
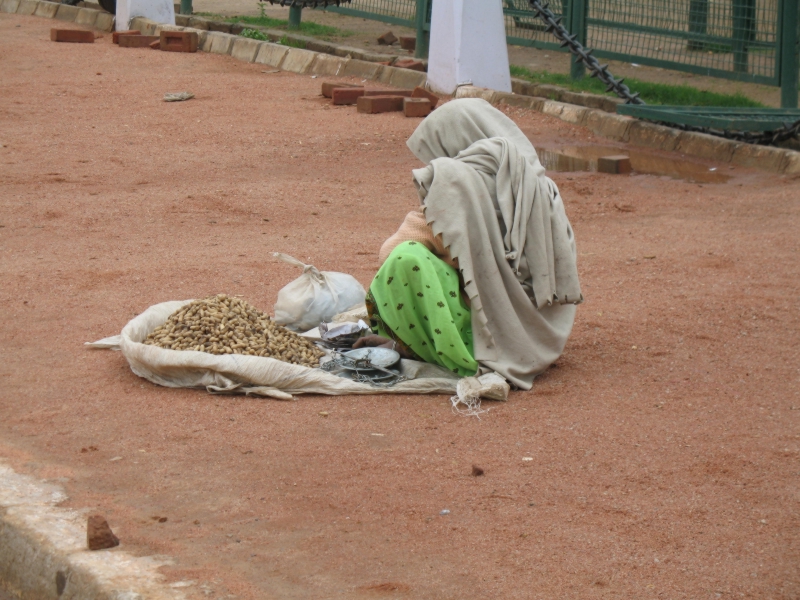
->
143;294;325;368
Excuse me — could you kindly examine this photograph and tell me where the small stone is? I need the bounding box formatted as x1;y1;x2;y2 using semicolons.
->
471;464;484;476
87;515;120;550
319;411;329;417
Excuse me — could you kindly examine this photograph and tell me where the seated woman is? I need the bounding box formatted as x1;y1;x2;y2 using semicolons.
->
355;98;582;390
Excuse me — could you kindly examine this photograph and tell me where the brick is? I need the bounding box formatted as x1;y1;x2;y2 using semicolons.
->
15;0;38;15
230;37;260;62
308;53;347;76
149;39;160;49
253;42;287;68
54;3;78;20
332;87;366;105
94;12;114;32
377;30;397;45
113;29;140;43
597;155;632;174
74;7;98;27
394;58;425;72
34;1;59;18
403;97;431;118
280;47;316;73
399;36;416;51
119;34;160;48
160;30;198;52
365;89;413;97
411;86;439;109
50;28;94;42
321;81;361;98
357;95;405;114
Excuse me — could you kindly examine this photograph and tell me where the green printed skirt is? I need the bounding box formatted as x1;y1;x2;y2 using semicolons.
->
366;241;479;377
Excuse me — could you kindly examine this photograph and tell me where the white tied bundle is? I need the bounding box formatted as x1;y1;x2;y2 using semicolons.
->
272;253;366;332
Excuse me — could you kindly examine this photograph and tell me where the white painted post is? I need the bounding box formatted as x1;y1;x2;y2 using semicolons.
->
116;0;175;30
427;0;511;95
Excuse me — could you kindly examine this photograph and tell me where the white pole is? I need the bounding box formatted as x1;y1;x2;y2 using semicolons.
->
427;0;512;95
116;0;175;30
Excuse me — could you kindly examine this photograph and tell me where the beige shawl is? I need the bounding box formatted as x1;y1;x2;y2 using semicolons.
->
406;98;582;389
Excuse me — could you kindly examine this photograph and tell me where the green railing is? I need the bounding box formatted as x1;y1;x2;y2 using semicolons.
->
316;0;799;107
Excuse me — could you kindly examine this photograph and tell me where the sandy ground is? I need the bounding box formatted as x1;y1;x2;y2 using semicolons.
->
2;13;800;600
192;0;787;108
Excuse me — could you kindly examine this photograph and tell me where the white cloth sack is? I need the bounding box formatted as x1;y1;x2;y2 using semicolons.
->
272;253;366;332
86;300;510;402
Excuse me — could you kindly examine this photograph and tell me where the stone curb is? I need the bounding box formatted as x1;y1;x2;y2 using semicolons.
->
0;461;186;599
455;86;800;175
1;0;116;31
171;13;423;68
126;16;428;89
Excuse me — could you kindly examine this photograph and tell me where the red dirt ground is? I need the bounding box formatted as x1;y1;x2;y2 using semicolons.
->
1;13;799;600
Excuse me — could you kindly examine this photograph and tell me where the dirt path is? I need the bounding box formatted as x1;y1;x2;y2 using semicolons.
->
1;13;799;600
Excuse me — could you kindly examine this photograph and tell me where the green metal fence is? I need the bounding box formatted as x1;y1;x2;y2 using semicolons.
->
320;0;799;107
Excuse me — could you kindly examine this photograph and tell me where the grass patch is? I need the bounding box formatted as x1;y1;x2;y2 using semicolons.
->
194;10;349;38
238;29;307;48
509;65;764;108
230;15;346;38
240;28;268;41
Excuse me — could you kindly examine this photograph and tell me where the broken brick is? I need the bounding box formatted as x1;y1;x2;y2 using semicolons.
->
394;58;425;72
399;36;416;52
597;155;632;174
411;86;439;109
87;515;120;551
321;81;362;98
332;87;367;105
149;39;160;50
357;95;405;114
377;31;397;45
160;30;198;53
403;97;431;118
118;35;160;48
51;28;94;43
364;89;413;97
112;29;140;44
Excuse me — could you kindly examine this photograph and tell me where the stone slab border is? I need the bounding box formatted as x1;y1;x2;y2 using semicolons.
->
0;461;186;599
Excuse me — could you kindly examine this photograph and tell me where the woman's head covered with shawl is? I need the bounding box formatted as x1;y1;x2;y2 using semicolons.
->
406;98;544;176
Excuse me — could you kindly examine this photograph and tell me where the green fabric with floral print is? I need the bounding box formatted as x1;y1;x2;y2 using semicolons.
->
367;241;478;377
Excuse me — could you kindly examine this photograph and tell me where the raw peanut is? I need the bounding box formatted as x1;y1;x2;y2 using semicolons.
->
142;294;324;367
